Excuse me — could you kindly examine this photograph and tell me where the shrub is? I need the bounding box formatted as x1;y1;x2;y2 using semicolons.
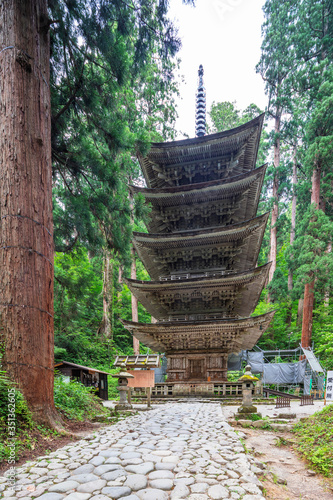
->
0;370;33;429
54;376;109;421
293;404;333;476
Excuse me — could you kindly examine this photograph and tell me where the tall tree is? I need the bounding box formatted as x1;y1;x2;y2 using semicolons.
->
49;0;182;258
293;0;333;347
300;71;333;348
0;0;59;425
256;0;296;287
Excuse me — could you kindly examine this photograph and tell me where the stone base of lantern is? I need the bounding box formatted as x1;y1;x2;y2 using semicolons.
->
115;387;132;411
115;402;133;411
237;405;258;414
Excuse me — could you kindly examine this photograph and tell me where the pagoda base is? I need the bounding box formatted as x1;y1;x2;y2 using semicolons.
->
166;381;217;396
166;352;228;385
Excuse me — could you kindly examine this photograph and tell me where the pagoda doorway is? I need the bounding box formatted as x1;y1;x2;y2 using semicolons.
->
189;358;205;380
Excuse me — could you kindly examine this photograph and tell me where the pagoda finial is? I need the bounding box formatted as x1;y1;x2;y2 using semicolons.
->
195;64;206;137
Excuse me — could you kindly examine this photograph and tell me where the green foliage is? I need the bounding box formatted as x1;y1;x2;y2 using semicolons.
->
54;247;110;365
49;0;183;258
0;371;36;464
53;376;109;421
209;101;240;132
293;404;333;476
312;305;333;369
234;413;263;422
208;100;268;169
287;206;333;300
227;371;242;382
108;369;121;400
0;371;33;429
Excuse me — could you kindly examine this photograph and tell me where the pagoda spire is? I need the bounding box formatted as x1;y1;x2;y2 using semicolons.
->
195;64;206;137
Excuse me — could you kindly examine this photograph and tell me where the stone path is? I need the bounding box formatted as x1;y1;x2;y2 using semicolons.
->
0;403;265;500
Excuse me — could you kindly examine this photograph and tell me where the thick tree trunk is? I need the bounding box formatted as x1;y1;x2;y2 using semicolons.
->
301;167;321;348
324;241;331;308
0;0;60;426
301;280;314;349
297;298;304;326
288;145;297;291
118;265;123;285
131;247;140;355
99;250;113;339
268;109;281;285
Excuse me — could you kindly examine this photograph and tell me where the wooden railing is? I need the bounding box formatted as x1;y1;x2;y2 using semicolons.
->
130;382;251;398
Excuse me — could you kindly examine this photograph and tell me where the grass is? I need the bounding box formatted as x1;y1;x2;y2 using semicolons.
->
293;403;333;477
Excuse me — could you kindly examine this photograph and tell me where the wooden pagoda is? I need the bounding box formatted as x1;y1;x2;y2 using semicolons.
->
123;112;274;395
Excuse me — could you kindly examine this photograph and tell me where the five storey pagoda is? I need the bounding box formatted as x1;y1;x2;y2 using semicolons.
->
123;66;274;395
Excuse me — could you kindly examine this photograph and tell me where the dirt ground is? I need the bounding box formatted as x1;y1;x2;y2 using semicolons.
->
222;400;333;499
240;425;333;500
0;420;102;475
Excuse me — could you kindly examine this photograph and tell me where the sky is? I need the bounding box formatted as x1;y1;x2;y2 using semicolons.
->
168;0;267;138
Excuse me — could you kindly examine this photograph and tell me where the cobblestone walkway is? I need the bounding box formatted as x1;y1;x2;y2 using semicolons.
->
0;403;265;500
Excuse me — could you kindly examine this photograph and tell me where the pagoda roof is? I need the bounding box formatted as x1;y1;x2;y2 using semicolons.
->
122;311;275;354
138;114;264;189
124;263;271;320
132;213;269;280
130;165;267;233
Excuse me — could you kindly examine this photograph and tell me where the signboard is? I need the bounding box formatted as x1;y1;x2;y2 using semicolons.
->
326;371;333;402
127;370;155;388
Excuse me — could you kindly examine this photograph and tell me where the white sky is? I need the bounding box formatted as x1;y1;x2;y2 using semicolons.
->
168;0;267;138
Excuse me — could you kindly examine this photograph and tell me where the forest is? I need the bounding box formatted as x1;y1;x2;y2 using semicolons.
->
0;0;332;424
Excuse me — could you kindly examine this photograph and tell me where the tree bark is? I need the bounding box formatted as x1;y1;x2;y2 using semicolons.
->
99;250;113;339
288;144;297;291
131;247;140;355
301;280;314;349
268;109;281;286
0;0;60;426
301;167;321;348
297;298;304;326
324;241;331;308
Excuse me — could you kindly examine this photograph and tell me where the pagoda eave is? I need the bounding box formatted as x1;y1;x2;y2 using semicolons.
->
132;213;269;280
124;263;271;320
130;165;267;234
139;114;264;188
129;164;267;198
122;311;275;354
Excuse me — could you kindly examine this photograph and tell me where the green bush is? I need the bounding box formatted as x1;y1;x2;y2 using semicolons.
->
54;376;109;421
0;370;34;464
293;404;333;477
0;370;33;429
108;369;121;400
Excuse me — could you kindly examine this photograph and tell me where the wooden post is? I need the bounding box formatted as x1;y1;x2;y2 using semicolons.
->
147;367;151;408
147;387;151;408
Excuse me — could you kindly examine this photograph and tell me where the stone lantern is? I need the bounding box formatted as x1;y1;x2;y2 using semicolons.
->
238;365;259;415
112;364;134;411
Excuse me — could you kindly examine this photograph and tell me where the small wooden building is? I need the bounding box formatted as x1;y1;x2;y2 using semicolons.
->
55;361;110;400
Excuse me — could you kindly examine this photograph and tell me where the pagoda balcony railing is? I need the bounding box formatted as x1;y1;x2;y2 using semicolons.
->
160;313;228;322
159;270;230;281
